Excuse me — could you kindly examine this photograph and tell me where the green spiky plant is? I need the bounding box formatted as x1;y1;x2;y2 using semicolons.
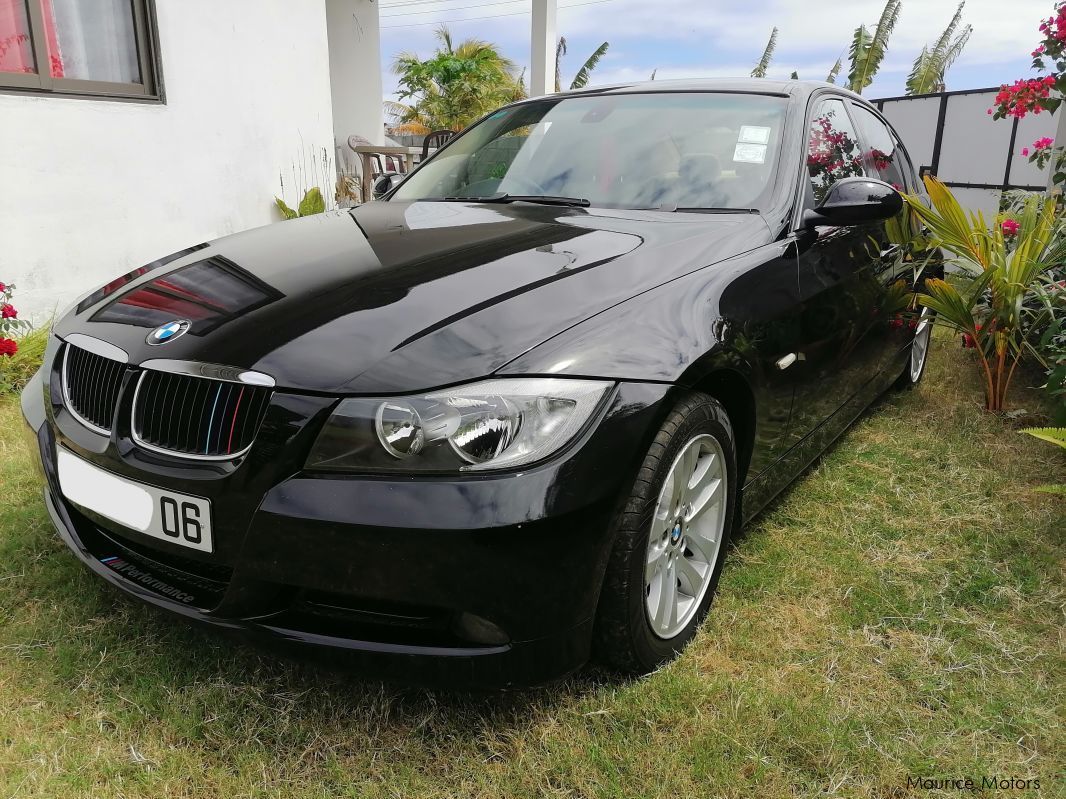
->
556;37;610;92
751;27;778;78
906;2;972;94
904;176;1061;412
847;0;902;94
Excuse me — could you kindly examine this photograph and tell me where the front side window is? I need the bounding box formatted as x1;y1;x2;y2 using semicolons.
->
0;0;160;99
850;104;908;191
806;98;865;204
393;93;789;211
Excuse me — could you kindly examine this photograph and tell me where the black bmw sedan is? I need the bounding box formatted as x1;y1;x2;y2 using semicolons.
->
21;79;935;687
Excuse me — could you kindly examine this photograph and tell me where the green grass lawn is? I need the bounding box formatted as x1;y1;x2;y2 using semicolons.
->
1;335;1063;798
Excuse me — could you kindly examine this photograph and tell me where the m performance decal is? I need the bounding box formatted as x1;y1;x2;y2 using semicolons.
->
100;556;196;604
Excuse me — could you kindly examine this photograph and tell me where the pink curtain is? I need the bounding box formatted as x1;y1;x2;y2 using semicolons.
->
39;0;63;77
0;0;63;76
0;0;32;73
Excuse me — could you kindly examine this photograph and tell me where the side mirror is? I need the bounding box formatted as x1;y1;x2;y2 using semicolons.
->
372;172;403;200
803;176;903;227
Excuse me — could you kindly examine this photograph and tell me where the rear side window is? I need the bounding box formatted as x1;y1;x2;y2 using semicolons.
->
850;104;909;192
806;98;865;203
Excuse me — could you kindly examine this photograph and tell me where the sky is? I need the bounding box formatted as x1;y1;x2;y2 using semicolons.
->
378;0;1053;101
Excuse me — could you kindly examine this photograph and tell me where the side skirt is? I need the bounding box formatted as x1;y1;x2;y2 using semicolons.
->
739;369;894;524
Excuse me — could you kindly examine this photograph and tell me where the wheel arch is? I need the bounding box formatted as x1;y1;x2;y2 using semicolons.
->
684;367;757;488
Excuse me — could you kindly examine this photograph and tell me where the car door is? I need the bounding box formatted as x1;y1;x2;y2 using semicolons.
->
784;96;897;448
848;101;925;375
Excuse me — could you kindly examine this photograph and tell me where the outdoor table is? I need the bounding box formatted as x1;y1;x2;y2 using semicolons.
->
352;145;427;202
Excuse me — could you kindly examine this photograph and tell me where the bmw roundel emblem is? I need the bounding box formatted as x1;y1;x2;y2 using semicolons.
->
147;320;191;345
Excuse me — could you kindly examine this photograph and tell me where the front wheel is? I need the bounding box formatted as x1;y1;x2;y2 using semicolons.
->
594;392;737;674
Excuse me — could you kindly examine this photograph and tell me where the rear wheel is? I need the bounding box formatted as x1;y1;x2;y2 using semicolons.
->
594;392;736;674
896;306;934;389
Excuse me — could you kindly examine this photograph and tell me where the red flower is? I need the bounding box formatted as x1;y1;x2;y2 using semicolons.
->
1001;218;1020;236
993;77;1055;119
1;303;16;319
0;282;6;292
962;333;976;349
0;338;17;357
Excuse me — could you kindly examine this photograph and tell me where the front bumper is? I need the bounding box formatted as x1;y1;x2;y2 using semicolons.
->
23;356;671;687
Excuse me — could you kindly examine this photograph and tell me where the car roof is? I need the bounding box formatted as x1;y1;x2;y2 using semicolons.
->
549;77;867;104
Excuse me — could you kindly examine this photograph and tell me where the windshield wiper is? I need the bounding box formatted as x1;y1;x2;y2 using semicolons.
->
432;193;591;207
652;204;760;214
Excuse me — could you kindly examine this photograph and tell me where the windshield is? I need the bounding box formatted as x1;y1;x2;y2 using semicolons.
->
391;92;788;211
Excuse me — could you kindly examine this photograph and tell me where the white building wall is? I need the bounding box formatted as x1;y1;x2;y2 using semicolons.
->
327;0;383;148
0;0;336;322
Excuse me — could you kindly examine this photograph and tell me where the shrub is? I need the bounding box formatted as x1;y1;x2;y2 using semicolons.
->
904;177;1061;411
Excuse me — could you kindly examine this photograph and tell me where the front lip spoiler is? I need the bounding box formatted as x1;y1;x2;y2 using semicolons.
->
44;487;510;657
42;487;591;687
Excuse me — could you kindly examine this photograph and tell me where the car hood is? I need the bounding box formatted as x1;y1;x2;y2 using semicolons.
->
54;201;771;393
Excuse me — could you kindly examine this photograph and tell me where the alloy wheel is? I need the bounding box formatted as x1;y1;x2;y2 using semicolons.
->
644;433;728;639
910;306;934;383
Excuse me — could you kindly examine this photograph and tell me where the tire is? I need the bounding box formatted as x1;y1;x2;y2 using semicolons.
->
894;306;935;389
593;391;737;675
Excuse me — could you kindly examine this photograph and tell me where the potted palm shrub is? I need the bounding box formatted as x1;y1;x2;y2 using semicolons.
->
904;176;1061;411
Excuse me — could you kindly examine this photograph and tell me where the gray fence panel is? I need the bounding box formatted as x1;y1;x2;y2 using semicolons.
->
1011;112;1053;187
938;93;1014;185
878;95;939;170
875;88;1056;212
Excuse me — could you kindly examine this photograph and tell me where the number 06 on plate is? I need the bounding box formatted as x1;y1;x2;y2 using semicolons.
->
56;448;214;553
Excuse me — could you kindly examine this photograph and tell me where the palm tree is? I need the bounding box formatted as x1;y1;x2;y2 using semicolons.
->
826;56;843;84
847;0;902;94
386;26;525;135
555;37;610;92
906;2;972;95
750;27;778;78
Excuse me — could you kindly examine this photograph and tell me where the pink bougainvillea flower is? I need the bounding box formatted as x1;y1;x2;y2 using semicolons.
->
1001;218;1020;237
1022;147;1030;156
0;338;17;357
0;282;7;292
1034;136;1054;149
994;77;1055;119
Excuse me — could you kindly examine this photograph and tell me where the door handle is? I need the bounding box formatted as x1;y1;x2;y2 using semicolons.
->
776;352;804;370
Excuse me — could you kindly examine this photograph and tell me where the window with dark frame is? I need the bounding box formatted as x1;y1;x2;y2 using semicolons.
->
0;0;160;100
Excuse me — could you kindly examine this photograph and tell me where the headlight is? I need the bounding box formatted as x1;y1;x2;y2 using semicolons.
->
306;378;613;473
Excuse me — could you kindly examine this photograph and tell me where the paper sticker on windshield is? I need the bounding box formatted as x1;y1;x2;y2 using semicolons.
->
738;125;770;144
733;143;767;164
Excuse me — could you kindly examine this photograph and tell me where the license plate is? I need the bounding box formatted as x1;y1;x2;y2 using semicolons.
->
57;448;214;553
